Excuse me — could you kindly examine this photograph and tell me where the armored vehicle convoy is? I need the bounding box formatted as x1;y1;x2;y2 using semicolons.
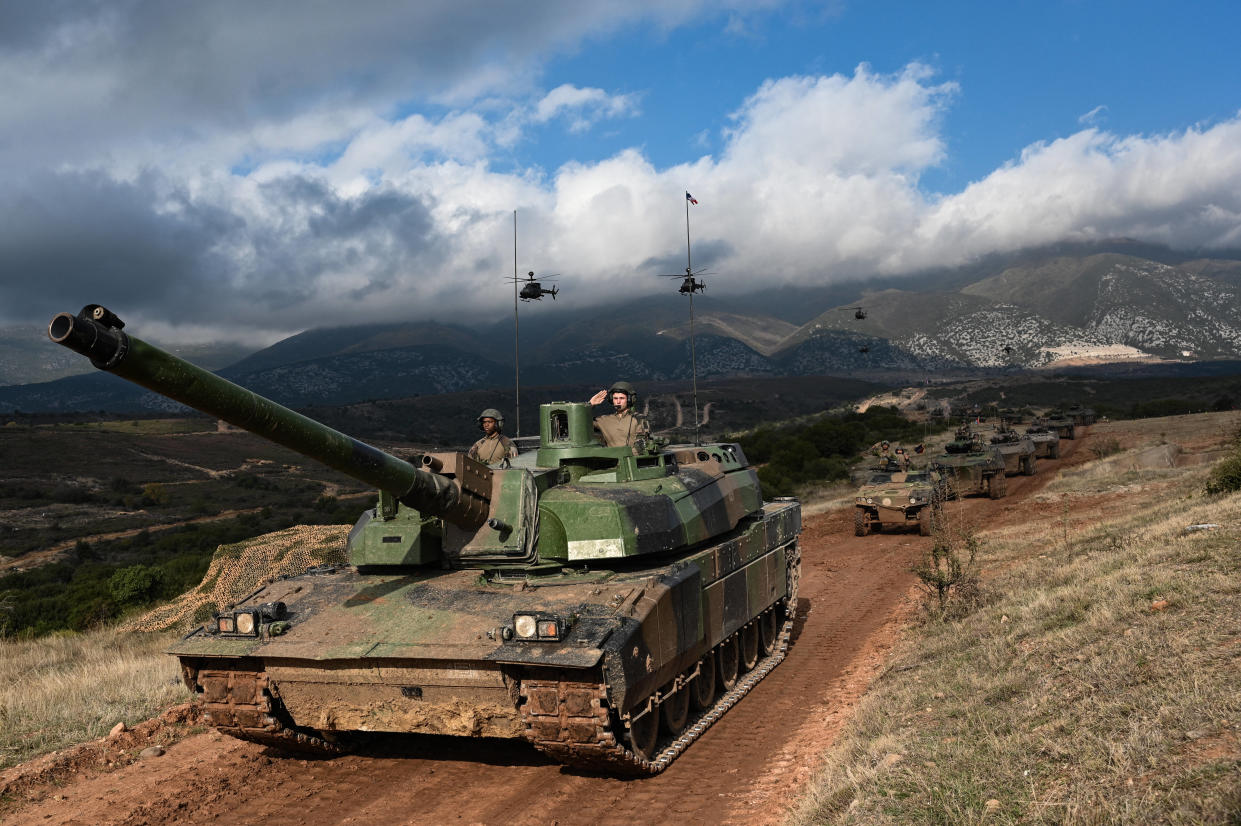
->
989;422;1038;476
49;305;801;775
854;465;952;537
935;426;1008;499
1025;417;1061;459
1044;409;1078;440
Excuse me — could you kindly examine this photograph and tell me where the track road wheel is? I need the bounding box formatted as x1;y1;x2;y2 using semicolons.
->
692;653;717;710
627;707;659;761
918;508;932;536
717;636;740;692
758;609;779;656
740;623;759;671
661;681;690;735
853;508;870;537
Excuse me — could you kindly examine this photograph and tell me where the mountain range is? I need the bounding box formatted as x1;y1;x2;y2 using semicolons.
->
4;240;1241;414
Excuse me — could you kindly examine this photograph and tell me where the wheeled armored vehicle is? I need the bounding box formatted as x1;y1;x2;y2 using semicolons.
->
49;305;802;775
853;464;952;537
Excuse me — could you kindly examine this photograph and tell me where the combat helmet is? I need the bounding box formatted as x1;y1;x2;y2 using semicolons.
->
608;381;636;399
477;408;505;430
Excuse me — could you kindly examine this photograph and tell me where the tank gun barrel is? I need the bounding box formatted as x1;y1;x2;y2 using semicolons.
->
48;305;485;528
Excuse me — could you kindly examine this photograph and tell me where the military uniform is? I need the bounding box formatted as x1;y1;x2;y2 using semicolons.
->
593;409;651;450
468;433;518;465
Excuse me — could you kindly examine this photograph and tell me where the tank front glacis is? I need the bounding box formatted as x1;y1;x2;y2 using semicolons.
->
853;466;947;536
48;305;803;776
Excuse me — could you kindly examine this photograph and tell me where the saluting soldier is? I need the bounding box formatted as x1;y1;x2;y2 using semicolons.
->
468;408;518;466
588;381;651;451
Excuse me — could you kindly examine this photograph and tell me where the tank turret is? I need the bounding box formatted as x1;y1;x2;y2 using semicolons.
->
48;304;801;774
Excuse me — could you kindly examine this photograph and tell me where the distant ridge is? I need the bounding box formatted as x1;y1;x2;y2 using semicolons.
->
5;241;1241;413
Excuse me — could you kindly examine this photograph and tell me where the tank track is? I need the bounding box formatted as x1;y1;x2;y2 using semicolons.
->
520;553;798;779
196;668;347;757
521;543;800;775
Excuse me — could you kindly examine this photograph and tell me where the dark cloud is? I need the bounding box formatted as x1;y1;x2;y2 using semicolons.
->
0;169;235;321
0;167;450;331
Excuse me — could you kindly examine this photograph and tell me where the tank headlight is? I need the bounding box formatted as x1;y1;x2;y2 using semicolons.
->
235;611;257;635
512;613;565;641
881;497;892;506
216;615;235;633
514;614;538;639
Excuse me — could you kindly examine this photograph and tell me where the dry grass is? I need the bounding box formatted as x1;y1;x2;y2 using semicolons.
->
0;627;190;771
791;418;1241;825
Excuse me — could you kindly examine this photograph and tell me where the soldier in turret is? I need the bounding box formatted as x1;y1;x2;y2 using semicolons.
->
468;408;518;466
589;381;651;451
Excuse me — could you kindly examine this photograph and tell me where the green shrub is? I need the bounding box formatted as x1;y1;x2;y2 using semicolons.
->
1205;450;1241;495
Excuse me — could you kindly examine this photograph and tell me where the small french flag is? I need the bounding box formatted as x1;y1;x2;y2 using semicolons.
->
685;192;698;205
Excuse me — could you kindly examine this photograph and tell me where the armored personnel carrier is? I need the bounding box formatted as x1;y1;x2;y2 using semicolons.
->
854;464;952;537
935;426;1008;499
1025;417;1061;459
49;305;801;775
1044;409;1078;440
989;421;1038;476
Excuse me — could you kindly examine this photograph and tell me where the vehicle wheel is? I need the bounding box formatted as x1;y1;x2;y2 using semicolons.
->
740;623;760;671
661;681;690;735
627;707;659;761
918;508;932;536
692;653;717;710
717;636;740;692
758;609;779;656
853;509;870;537
1023;456;1036;476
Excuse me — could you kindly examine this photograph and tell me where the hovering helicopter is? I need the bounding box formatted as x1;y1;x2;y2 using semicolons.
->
510;271;559;301
845;306;867;320
858;344;870;354
659;266;708;295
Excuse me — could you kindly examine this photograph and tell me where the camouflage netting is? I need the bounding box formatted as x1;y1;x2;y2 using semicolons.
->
123;524;350;634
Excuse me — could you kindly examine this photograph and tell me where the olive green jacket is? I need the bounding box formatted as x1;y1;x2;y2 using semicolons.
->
468;433;518;465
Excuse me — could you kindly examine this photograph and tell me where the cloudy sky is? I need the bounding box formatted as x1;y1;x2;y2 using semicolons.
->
3;0;1240;346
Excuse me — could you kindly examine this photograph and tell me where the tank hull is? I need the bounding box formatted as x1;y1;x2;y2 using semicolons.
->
172;501;800;772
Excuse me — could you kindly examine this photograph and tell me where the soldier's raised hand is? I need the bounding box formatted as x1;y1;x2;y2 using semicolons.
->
589;389;608;405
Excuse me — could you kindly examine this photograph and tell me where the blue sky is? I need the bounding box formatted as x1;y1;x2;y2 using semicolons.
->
1;0;1239;345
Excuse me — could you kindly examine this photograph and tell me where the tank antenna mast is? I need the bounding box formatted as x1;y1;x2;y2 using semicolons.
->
685;192;700;446
512;210;520;437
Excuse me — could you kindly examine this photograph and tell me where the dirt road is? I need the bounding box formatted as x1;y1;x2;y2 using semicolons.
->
2;439;1087;826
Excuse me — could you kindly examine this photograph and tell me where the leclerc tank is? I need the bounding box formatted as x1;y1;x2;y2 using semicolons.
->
48;305;801;775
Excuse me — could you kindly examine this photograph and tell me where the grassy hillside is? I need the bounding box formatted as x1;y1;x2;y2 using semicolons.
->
792;412;1241;824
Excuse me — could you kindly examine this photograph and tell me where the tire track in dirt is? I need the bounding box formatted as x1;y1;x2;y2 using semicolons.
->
2;436;1090;826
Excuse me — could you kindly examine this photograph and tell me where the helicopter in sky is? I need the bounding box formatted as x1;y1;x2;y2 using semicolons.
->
510;271;559;301
844;306;867;320
659;266;708;295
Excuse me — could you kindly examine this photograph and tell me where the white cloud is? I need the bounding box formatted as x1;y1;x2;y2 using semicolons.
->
2;0;1240;341
1078;104;1108;125
532;84;640;133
